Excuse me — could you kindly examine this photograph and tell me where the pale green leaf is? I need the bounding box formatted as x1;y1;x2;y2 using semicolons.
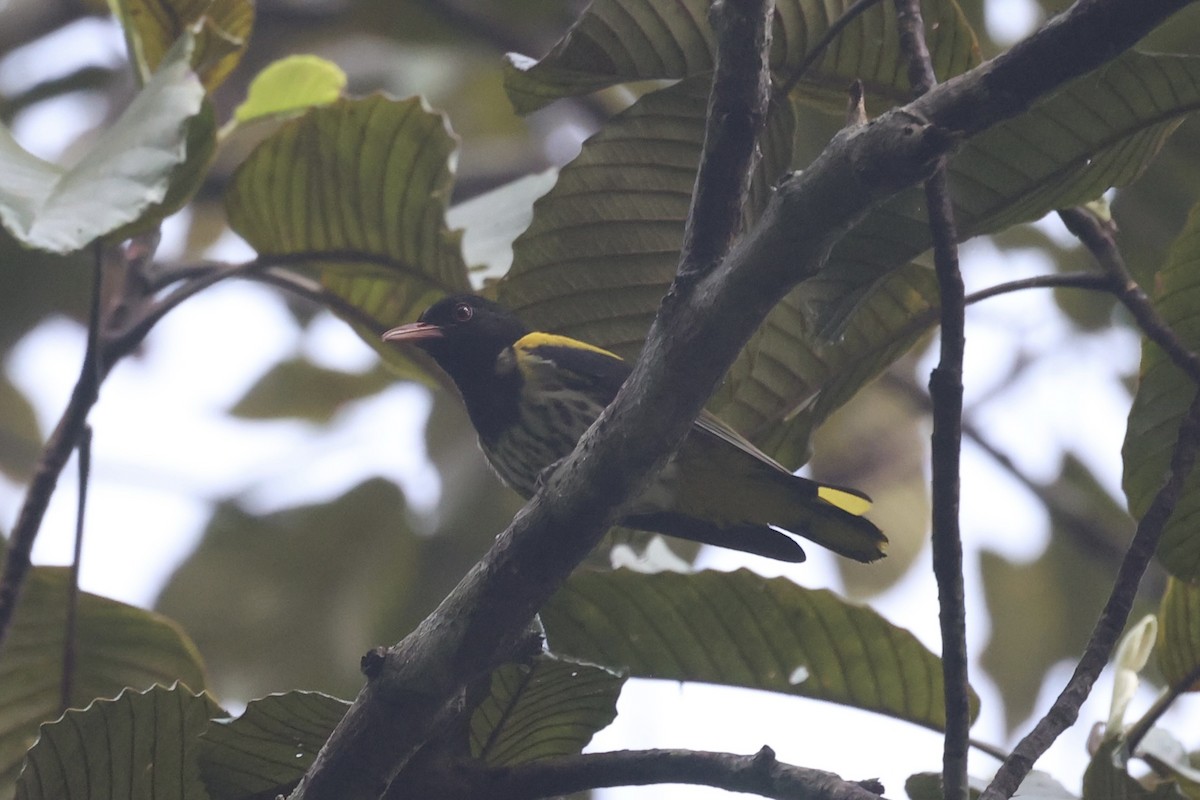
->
14;685;222;800
542;569;979;730
504;0;979;113
0;560;207;798
232;56;347;126
446;169;558;285
198;692;349;800
0;36;205;253
470;655;623;766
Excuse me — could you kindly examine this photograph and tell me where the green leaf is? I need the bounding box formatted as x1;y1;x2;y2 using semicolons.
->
498;76;796;357
1158;577;1200;691
734;261;940;460
542;568;978;731
225;95;471;367
228;359;392;422
811;379;932;598
231;56;347;127
198;692;349;800
155;478;484;702
112;0;254;90
112;97;218;242
470;655;624;766
980;524;1126;733
503;0;979;113
1124;196;1200;580
0;36;206;254
746;50;1200;456
0;559;207;797
14;684;223;800
499;49;1200;469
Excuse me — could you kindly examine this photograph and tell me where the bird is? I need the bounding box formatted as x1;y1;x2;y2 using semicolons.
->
383;293;887;563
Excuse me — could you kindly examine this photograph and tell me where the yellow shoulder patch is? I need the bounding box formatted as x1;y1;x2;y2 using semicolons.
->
817;486;872;516
514;332;623;360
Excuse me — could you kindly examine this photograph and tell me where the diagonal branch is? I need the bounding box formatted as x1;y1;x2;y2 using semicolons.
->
288;2;1194;798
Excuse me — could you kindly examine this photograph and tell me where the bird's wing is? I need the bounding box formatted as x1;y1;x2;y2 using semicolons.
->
513;332;631;401
515;333;870;517
693;410;871;515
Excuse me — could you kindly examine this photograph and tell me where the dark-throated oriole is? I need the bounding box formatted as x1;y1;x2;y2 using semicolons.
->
383;294;887;563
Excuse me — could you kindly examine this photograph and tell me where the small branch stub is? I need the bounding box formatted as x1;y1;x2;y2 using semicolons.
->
361;647;388;678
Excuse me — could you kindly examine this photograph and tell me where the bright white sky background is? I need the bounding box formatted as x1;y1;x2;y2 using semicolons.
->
1;3;1197;799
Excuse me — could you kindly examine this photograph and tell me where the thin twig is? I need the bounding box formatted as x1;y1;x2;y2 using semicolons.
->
250;266;390;334
1059;207;1200;386
964;272;1114;307
980;394;1200;800
60;425;92;713
892;1;969;797
0;245;104;655
100;260;259;368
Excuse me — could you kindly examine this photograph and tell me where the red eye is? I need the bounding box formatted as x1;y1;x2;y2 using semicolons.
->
452;302;473;323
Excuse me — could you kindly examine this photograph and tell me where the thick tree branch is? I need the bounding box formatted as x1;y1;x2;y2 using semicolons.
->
392;747;887;800
677;0;773;285
289;2;1194;798
290;2;779;797
892;2;970;798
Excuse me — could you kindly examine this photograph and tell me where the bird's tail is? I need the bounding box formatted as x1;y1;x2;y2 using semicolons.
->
628;458;888;564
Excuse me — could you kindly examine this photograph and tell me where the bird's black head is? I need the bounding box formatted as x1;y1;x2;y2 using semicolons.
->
382;294;529;385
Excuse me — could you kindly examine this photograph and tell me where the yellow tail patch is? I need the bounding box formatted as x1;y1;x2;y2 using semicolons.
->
817;486;872;516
